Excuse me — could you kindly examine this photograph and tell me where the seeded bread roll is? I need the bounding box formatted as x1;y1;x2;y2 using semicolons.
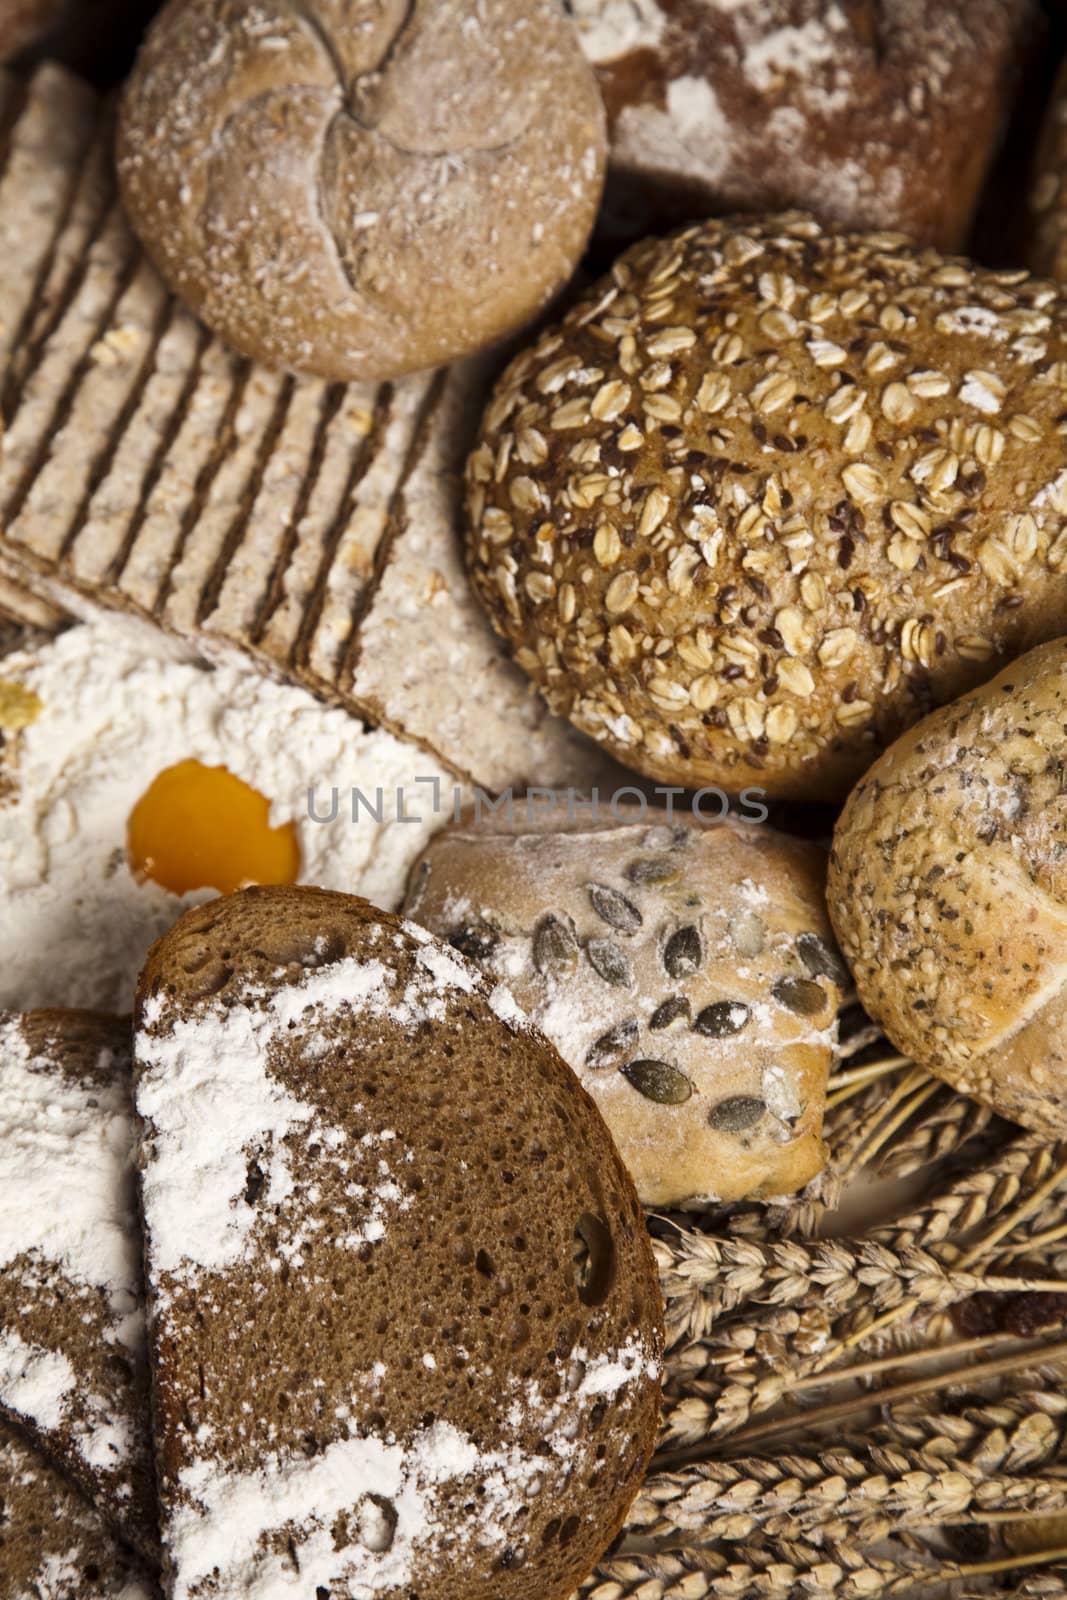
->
117;0;605;381
566;0;1037;249
466;213;1067;802
404;808;842;1207
134;885;662;1600
1028;56;1067;282
828;637;1067;1134
0;1010;156;1558
0;1418;157;1600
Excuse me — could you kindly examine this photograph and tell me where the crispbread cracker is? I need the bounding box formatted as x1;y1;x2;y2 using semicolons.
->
0;63;612;792
0;1010;156;1558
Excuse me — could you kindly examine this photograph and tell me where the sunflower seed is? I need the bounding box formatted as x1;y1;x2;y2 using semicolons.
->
626;857;681;886
588;883;642;934
693;1000;751;1037
664;925;702;978
620;1059;693;1104
649;996;691;1030
772;976;827;1017
448;923;499;961
587;939;633;988
728;909;764;958
533;914;579;977
586;1018;639;1068
796;933;847;985
708;1095;766;1133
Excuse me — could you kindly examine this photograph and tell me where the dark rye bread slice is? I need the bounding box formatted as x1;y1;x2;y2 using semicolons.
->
0;1416;158;1600
133;885;662;1600
0;1011;157;1559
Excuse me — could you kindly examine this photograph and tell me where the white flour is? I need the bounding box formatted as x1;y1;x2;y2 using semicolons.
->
0;616;457;1012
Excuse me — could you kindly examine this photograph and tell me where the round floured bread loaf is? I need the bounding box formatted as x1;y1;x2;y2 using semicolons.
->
117;0;606;381
134;885;662;1600
828;637;1067;1134
403;808;844;1207
465;212;1067;801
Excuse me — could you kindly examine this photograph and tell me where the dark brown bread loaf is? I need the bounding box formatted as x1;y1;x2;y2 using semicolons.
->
0;1010;156;1558
134;885;662;1600
566;0;1038;248
0;1417;157;1599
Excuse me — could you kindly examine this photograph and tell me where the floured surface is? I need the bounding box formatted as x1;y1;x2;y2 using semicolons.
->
404;810;843;1206
135;887;662;1600
0;615;456;1011
0;1010;156;1555
0;1418;157;1600
0;63;611;792
566;0;1035;247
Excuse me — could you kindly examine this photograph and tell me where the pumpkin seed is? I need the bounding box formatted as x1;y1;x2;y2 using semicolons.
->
586;1018;639;1068
772;976;827;1017
664;925;702;978
626;856;681;886
642;823;690;850
587;938;633;988
708;1094;766;1133
587;882;642;934
533;914;579;976
693;1000;751;1037
649;995;691;1030
620;1058;693;1104
448;922;499;961
796;932;848;986
728;908;765;958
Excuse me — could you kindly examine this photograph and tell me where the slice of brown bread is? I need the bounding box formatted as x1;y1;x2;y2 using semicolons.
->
0;1010;157;1558
0;1416;158;1600
134;885;663;1600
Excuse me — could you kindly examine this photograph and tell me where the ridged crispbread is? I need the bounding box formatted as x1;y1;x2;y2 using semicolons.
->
0;1010;157;1558
134;885;662;1600
0;63;616;793
0;1417;157;1600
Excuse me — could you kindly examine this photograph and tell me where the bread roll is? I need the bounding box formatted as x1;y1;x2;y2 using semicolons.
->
404;808;843;1207
828;637;1067;1134
567;0;1037;249
117;0;605;381
466;213;1067;801
135;885;662;1600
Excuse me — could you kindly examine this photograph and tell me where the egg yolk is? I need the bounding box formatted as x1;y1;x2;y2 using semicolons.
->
128;759;301;896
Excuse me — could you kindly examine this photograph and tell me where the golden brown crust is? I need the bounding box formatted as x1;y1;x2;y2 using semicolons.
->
828;638;1067;1133
403;807;840;1207
465;213;1067;802
117;0;605;381
568;0;1038;250
135;885;662;1600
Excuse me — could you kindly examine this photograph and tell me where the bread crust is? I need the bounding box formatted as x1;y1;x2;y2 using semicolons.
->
134;885;662;1600
117;0;606;381
404;807;841;1207
828;638;1067;1132
466;213;1067;801
567;0;1038;250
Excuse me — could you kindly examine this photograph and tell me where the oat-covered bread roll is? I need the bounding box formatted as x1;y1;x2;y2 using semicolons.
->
404;808;844;1207
1028;56;1067;282
117;0;605;381
829;638;1067;1134
135;885;662;1600
466;213;1067;801
566;0;1037;249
